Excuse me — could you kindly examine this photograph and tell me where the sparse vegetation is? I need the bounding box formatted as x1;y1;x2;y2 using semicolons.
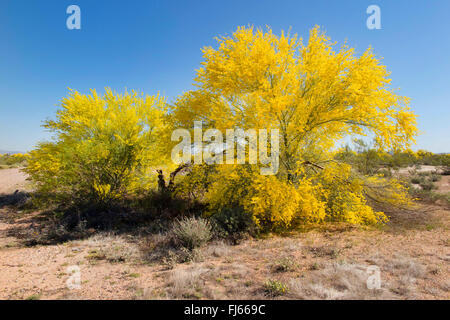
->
273;256;297;272
263;279;289;297
167;266;207;299
0;153;28;169
289;263;392;299
25;293;41;300
83;234;141;263
171;217;212;250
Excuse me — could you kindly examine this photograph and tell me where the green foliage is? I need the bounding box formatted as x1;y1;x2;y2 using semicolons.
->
409;171;440;191
211;207;256;239
408;187;450;206
419;181;435;191
25;294;41;300
410;176;422;185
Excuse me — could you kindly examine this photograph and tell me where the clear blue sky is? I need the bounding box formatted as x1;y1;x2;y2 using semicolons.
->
0;0;449;152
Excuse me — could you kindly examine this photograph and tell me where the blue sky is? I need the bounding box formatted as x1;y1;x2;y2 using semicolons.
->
0;0;449;152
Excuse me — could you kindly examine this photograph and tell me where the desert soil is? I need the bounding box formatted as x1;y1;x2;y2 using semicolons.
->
0;168;28;194
0;168;448;300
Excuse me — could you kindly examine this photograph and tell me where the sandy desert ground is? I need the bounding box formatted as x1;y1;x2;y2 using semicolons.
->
0;168;448;300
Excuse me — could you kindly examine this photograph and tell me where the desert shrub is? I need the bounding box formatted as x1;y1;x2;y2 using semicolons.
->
378;168;392;178
273;256;297;272
25;89;171;207
211;206;256;239
160;247;204;269
171;216;212;250
430;173;441;182
408;171;439;191
263;279;289;297
408;186;450;206
416;150;450;166
335;145;450;172
419;181;436;191
410;176;422;185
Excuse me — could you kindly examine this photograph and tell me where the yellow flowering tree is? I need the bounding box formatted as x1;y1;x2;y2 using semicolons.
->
173;26;418;229
25;89;170;205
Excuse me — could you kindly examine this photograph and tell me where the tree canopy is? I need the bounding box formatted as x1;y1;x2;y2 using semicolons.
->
173;26;418;181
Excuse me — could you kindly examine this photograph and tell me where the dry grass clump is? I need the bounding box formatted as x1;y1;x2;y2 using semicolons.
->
383;256;427;298
141;229;220;270
166;265;208;299
289;263;393;300
282;238;303;252
309;246;341;259
171;217;212;250
387;256;426;278
205;241;231;258
83;234;141;263
273;256;297;272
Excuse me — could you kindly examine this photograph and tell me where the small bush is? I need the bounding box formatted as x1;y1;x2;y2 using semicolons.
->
211;207;256;241
408;188;450;206
377;168;392;178
161;247;204;269
171;217;212;250
168;267;207;299
419;181;435;191
410;176;422;185
273;257;297;272
263;279;289;297
25;294;41;300
430;174;441;182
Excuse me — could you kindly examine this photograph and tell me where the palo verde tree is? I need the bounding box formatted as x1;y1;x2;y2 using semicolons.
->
172;26;418;229
25;89;170;207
